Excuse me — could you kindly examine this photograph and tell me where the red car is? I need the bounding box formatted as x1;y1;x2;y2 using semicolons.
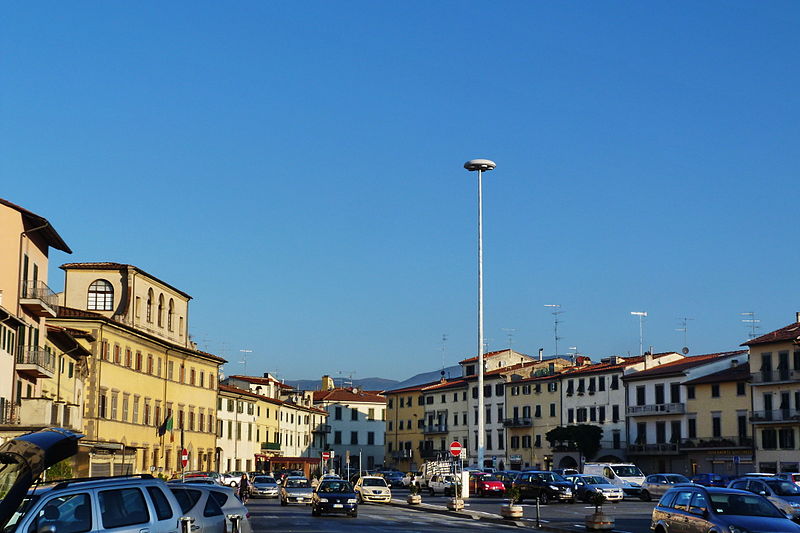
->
469;472;506;497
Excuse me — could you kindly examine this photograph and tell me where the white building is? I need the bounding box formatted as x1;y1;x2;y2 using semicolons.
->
217;384;260;473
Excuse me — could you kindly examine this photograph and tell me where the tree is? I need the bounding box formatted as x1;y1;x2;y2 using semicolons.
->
44;460;73;482
545;424;603;460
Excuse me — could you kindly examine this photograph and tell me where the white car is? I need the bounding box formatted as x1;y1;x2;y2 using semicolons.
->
427;474;457;496
169;484;252;533
354;476;392;503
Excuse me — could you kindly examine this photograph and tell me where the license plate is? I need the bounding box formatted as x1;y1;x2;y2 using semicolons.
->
333;504;344;508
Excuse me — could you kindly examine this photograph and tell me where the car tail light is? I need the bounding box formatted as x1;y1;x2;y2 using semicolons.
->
245;513;250;519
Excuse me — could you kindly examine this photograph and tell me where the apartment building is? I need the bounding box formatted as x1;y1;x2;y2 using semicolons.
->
744;315;800;473
623;350;747;474
384;381;429;471
419;378;469;463
314;380;386;471
217;384;271;473
682;361;752;476
52;263;224;477
504;373;561;470
0;199;71;422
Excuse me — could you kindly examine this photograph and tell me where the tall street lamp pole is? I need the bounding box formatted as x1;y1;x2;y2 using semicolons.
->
464;158;496;470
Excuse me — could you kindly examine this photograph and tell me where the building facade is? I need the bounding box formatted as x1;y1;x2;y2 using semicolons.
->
384;382;428;472
419;379;469;464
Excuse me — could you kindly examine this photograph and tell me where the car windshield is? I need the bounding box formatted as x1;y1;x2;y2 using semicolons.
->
583;476;608;485
254;477;275;484
535;473;566;483
709;493;784;517
2;496;37;533
612;466;643;477
362;479;387;487
665;475;690;484
285;479;310;488
479;475;499;482
766;481;800;496
318;481;353;493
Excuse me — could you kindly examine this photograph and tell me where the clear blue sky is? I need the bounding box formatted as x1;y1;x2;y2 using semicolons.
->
3;2;798;381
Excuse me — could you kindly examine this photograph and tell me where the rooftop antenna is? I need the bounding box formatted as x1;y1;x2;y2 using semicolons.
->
675;317;694;353
741;312;761;339
630;312;648;356
337;370;357;389
568;346;580;364
239;349;252;376
501;328;516;353
544;304;563;357
441;334;448;374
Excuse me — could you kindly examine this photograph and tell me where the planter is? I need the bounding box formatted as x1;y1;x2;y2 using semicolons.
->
500;504;523;519
585;512;615;530
407;494;422;505
447;498;465;511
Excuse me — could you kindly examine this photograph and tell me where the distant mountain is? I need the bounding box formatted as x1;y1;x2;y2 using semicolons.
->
285;377;399;392
388;365;463;391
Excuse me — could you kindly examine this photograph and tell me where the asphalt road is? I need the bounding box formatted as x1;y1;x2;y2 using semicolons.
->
247;496;521;532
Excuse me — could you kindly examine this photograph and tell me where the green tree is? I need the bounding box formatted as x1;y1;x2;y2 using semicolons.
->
44;460;73;482
545;424;603;460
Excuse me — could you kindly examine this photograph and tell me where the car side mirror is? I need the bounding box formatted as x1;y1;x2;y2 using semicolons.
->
759;491;767;496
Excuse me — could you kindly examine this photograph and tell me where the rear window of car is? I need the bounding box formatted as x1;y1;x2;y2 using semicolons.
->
146;487;174;521
171;488;201;514
99;488;150;529
209;490;229;507
203;495;223;517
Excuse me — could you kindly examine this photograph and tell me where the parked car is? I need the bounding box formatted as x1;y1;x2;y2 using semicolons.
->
565;474;624;503
583;463;645;497
641;474;692;501
552;468;579;477
250;475;279;498
495;471;518;492
651;485;800;533
311;479;358;518
280;476;313;505
690;473;727;487
179;477;219;485
469;472;506;497
220;472;244;487
427;474;457;496
512;471;574;504
169;484;251;533
193;485;252;533
776;473;800;486
381;471;405;488
728;476;800;519
354;476;392;503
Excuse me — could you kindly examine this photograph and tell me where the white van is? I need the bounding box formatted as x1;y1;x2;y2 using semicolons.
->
583;463;645;496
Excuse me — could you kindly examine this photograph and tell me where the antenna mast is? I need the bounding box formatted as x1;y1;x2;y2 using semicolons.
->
741;312;761;339
544;305;563;357
675;317;694;351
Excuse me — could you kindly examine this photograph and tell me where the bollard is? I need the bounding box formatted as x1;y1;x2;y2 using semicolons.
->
227;514;242;533
180;517;194;533
535;494;541;528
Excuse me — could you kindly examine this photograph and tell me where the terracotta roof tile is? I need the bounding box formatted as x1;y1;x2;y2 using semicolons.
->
218;384;284;405
312;388;386;403
459;349;528;364
743;322;800;347
623;350;747;381
422;379;467;392
229;375;294;388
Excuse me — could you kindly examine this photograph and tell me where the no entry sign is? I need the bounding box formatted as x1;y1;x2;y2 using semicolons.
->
449;441;463;457
322;452;331;460
181;449;189;468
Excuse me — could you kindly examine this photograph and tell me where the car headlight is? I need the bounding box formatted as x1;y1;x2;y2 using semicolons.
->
318;498;329;502
347;498;358;503
549;485;558;490
728;525;751;533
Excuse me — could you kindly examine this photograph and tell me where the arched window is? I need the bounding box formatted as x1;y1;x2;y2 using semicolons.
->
87;280;114;311
168;299;174;331
158;294;164;327
146;289;154;323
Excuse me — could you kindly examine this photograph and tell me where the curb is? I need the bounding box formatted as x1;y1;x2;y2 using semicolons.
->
388;499;579;532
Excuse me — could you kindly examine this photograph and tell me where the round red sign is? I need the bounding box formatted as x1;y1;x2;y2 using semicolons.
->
449;441;463;457
181;449;189;468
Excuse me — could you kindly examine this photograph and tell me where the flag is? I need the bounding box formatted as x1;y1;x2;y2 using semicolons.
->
157;414;173;437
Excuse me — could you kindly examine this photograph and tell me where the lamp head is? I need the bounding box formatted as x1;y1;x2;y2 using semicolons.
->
464;159;496;172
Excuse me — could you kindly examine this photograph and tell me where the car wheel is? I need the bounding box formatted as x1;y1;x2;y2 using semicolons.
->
281;498;288;506
640;490;651;502
349;511;358;518
539;492;549;505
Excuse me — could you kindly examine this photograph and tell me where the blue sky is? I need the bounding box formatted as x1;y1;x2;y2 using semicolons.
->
3;2;798;381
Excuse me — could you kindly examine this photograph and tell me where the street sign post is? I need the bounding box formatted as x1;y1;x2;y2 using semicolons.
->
322;452;331;460
449;441;463;457
181;449;188;469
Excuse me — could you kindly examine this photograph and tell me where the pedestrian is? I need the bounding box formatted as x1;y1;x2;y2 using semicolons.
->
238;473;250;504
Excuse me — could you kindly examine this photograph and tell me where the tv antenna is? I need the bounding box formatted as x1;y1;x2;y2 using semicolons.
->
337;370;357;388
544;304;563;357
675;317;694;351
501;328;516;351
741;312;761;339
239;349;252;376
441;334;448;376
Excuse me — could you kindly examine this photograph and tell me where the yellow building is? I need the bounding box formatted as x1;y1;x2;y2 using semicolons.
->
385;382;429;472
52;262;225;477
683;361;752;475
504;373;562;470
0;198;71;420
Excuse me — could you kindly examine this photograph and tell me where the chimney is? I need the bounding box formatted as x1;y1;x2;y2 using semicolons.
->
731;359;739;368
321;375;335;391
796;312;800;323
644;352;653;370
538;348;543;362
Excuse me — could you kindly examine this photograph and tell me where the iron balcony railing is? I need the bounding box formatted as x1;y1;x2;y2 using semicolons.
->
749;409;800;423
312;424;331;433
680;436;753;449
627;403;685;416
391;449;412;459
422;424;448;434
752;369;798;384
261;442;281;451
502;417;533;428
19;280;59;310
17;348;56;373
627;442;679;454
419;448;446;459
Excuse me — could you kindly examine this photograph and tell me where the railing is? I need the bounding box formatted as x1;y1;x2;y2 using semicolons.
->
312;424;331;433
0;401;17;425
627;403;685;415
752;369;798;384
627;443;679;454
419;448;446;459
261;442;281;451
749;410;800;423
19;280;59;310
17;348;56;373
680;436;753;449
391;450;412;459
502;417;533;428
422;424;448;434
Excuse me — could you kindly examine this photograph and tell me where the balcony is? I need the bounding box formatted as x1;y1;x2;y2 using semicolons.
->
419;448;446;460
19;280;58;318
680;436;753;450
422;424;448;435
627;442;680;455
752;369;798;385
627;403;685;416
16;348;55;379
312;424;331;434
390;449;412;459
261;442;281;451
749;410;800;423
503;417;533;428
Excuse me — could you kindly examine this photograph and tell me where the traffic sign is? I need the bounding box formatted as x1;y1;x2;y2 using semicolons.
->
181;449;188;468
733;455;740;465
322;452;331;460
449;441;463;457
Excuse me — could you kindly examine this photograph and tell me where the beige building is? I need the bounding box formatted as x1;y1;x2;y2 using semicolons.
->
0;198;71;421
385;381;430;472
52;262;224;477
419;379;468;463
744;315;800;473
504;373;562;470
